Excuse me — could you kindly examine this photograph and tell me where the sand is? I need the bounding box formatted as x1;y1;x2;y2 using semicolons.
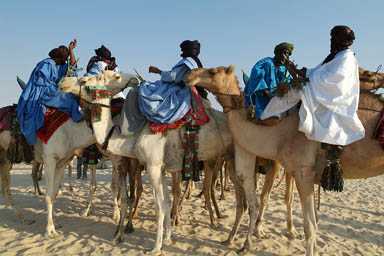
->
0;163;383;255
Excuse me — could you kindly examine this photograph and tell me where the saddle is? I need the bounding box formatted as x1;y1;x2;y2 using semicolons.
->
0;104;34;164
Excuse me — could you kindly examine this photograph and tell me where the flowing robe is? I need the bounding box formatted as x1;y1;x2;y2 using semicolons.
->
244;57;291;118
261;49;365;145
17;58;83;145
138;57;197;123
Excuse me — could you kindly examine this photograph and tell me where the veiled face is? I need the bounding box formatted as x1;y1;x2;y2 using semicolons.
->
274;49;291;66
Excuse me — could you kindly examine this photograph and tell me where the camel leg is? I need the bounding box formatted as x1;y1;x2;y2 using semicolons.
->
211;158;225;219
67;157;74;194
274;168;286;189
219;161;225;200
145;165;170;255
203;160;218;228
161;169;172;245
254;160;280;238
294;168;317;256
111;164;120;222
31;161;43;196
235;145;258;253
82;164;97;216
37;163;43;181
285;172;301;239
221;158;248;246
224;160;230;191
124;158;138;233
170;171;182;227
178;180;192;212
132;166;143;220
44;158;66;237
113;159;129;244
0;150;35;225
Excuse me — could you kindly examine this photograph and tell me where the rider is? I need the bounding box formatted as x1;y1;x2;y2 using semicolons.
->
260;26;365;191
138;40;208;124
17;39;83;146
244;42;294;126
85;45;125;99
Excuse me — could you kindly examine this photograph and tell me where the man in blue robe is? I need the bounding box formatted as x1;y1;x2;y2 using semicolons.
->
138;40;206;124
17;40;84;146
244;42;294;126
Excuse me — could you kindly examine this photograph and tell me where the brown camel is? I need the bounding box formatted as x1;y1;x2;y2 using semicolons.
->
184;65;384;256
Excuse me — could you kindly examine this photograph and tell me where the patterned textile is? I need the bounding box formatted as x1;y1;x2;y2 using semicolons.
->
375;111;384;148
0;105;15;132
82;144;102;165
149;87;210;133
7;105;34;164
181;125;200;181
37;107;71;144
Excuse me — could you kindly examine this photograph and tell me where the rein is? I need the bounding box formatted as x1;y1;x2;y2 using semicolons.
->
211;91;245;113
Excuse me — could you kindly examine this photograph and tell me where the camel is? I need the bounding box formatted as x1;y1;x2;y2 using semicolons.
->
184;65;384;256
59;72;236;255
60;71;305;254
0;71;139;237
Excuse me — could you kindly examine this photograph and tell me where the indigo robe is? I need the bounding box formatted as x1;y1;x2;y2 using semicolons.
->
138;57;197;124
244;57;291;118
17;58;84;145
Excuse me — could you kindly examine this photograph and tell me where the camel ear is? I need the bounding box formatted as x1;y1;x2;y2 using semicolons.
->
227;65;235;74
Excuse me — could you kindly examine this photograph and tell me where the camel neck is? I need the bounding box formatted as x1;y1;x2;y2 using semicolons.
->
91;97;136;157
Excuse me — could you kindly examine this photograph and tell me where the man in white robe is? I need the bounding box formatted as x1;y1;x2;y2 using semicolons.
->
261;26;365;146
260;25;365;191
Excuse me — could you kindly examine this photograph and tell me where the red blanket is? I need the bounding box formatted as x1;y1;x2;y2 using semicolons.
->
0;105;15;132
149;87;210;133
37;107;71;143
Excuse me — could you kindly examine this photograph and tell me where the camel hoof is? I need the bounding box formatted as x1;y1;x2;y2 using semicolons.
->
163;238;172;246
287;230;303;240
45;230;60;238
210;222;220;229
113;236;122;245
218;214;228;219
219;196;226;200
23;219;36;225
221;239;233;247
145;248;162;255
124;225;134;234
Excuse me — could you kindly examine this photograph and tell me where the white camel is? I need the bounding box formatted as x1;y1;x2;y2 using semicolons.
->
59;73;236;255
0;71;139;236
184;65;384;256
60;71;304;254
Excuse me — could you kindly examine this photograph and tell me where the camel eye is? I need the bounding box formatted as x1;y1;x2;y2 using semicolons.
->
209;68;217;74
80;79;87;85
115;74;121;80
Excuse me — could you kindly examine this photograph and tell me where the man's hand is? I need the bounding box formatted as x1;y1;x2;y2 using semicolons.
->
69;39;77;51
149;66;162;74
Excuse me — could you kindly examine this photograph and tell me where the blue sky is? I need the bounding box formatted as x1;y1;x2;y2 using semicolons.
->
1;0;383;109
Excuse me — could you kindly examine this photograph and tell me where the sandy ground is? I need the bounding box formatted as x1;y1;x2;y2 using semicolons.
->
0;163;383;256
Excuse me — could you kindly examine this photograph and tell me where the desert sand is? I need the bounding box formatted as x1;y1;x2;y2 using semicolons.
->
0;163;383;255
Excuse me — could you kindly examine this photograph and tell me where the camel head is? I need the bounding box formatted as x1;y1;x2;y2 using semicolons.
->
359;67;384;90
184;65;241;95
59;70;139;101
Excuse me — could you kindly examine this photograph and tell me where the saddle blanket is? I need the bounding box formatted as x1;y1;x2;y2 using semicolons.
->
0;105;15;132
37;107;71;144
149;87;210;133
